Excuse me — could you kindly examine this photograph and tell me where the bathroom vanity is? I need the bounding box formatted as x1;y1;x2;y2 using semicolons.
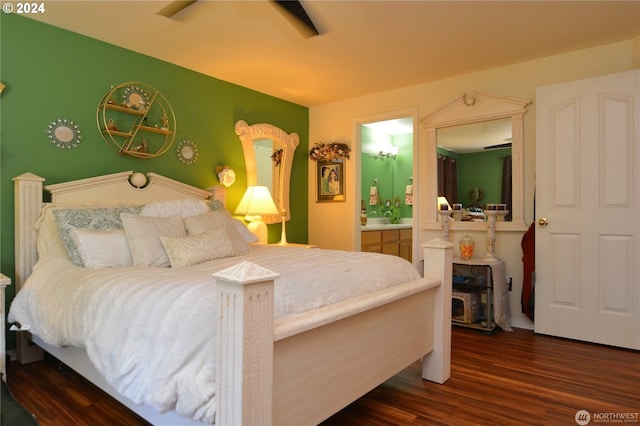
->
361;220;412;262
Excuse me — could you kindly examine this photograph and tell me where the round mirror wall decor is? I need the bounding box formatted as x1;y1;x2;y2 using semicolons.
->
176;139;199;165
47;118;82;149
97;82;176;159
121;86;150;110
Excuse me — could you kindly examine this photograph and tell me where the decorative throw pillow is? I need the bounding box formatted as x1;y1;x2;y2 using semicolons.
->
232;218;259;243
71;229;133;268
160;226;239;268
140;199;209;218
121;214;186;267
53;206;142;266
184;210;251;254
206;199;225;212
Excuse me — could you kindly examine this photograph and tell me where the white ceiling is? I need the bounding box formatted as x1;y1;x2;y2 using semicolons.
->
25;1;640;107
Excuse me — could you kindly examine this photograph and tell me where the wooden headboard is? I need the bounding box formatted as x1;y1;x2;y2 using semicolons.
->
13;171;226;292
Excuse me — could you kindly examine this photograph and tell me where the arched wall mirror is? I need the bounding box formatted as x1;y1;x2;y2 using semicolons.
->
235;120;300;224
420;93;530;231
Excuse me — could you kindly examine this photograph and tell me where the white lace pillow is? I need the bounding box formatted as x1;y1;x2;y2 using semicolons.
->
160;226;239;268
140;199;209;218
185;211;251;254
121;214;186;267
71;229;133;268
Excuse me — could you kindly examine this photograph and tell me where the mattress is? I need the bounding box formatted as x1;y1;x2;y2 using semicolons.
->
8;244;420;423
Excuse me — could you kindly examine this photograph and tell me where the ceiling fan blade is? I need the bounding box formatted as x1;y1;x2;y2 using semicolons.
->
484;143;512;150
272;0;320;37
157;0;198;18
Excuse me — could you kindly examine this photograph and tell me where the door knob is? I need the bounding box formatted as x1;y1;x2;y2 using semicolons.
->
538;217;549;227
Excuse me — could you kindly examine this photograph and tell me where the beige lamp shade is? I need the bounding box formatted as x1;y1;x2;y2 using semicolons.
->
437;196;451;211
235;186;279;244
235;186;279;216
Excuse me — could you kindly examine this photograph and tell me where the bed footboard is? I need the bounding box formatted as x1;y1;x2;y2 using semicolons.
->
421;237;453;383
213;239;452;426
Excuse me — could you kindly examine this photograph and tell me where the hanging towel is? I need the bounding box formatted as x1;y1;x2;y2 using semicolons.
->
405;185;413;205
369;186;378;205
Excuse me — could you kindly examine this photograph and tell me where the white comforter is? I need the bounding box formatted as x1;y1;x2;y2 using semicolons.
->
8;245;420;424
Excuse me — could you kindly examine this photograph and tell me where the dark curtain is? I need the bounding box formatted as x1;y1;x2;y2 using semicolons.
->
438;154;458;204
501;155;512;220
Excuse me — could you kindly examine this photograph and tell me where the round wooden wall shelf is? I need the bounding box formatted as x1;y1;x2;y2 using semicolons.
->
97;82;176;159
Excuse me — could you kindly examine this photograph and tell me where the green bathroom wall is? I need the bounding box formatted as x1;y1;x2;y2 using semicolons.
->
360;128;413;218
391;133;413;218
0;14;309;348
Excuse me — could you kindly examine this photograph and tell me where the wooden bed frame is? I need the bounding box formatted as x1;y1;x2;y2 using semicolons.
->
13;171;453;426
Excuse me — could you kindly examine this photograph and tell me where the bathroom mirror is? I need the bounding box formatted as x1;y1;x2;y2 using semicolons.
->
235;120;299;224
420;93;530;231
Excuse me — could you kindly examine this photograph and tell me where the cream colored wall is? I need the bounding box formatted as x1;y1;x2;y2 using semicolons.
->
308;38;639;330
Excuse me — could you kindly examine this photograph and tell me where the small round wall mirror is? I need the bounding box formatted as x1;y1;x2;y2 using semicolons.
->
47;118;82;149
176;139;199;165
122;86;149;110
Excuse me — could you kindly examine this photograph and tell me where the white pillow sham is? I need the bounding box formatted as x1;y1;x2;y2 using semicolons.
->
232;218;259;243
52;206;143;266
184;211;251;254
160;226;239;268
71;229;133;268
121;214;186;267
140;199;209;218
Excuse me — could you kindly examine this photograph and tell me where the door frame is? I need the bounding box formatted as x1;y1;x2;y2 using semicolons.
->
352;108;418;262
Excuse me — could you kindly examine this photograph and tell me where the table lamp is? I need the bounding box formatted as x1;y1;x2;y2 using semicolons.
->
437;196;452;241
235;185;279;244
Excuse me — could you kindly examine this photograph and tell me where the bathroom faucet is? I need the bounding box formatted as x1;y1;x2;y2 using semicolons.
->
368;210;377;217
383;210;392;224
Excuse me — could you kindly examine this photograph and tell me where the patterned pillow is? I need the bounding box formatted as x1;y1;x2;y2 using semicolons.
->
206;200;225;212
160;226;239;268
53;206;142;266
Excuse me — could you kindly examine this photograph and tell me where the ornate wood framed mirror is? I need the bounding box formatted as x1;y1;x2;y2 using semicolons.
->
235;120;299;224
420;93;530;231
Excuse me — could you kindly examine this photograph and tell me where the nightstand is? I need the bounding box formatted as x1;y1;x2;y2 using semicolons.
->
0;273;11;381
450;257;511;332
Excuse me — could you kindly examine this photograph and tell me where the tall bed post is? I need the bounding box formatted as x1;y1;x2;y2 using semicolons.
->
213;262;280;426
13;173;46;364
421;237;453;384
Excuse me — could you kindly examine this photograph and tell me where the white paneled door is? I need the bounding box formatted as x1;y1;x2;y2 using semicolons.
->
535;70;639;350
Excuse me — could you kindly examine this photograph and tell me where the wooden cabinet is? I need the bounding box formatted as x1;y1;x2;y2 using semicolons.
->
381;230;400;256
361;230;381;253
362;228;412;262
399;229;412;262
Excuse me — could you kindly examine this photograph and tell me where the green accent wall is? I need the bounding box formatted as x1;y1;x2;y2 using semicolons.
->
0;14;309;348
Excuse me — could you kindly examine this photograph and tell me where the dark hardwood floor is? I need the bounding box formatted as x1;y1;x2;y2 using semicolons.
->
6;327;639;425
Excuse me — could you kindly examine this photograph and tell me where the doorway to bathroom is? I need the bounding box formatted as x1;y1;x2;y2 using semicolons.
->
356;110;416;262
